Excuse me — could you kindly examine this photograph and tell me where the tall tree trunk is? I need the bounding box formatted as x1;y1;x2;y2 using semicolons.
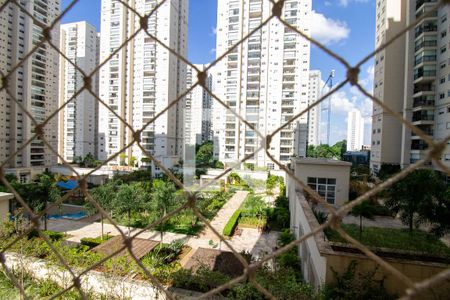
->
359;215;363;240
128;210;131;236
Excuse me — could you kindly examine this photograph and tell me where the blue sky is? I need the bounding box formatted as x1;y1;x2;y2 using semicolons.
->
61;0;376;145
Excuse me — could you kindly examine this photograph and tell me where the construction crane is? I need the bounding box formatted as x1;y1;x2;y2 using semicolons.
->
321;70;335;145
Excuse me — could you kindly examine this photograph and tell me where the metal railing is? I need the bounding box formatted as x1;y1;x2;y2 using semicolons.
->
0;0;450;299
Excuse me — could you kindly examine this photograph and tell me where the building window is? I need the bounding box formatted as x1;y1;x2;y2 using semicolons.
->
307;177;336;204
267;163;275;170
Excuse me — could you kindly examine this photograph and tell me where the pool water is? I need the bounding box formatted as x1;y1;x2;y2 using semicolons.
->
48;212;87;220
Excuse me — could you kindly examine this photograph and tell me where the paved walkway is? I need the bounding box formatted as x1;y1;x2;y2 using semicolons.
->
199;190;249;240
45;190;280;258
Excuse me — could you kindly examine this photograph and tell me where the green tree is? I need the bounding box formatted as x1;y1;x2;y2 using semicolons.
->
386;169;445;232
151;179;176;242
377;163;401;180
196;141;214;167
119;153;127;166
112;183;147;235
128;156;137;167
420;187;450;237
351;200;376;240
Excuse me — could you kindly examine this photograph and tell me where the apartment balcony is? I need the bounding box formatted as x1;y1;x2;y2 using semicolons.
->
413;70;436;83
414;55;436;67
414;24;437;38
413;83;434;96
412;112;434;125
246;92;259;99
416;0;438;12
416;6;438;19
411;126;434;139
411;140;429;151
415;39;437;52
412;97;435;110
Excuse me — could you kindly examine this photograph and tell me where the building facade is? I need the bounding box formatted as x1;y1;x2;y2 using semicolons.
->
347;109;364;151
371;0;407;173
0;0;60;180
307;70;321;147
401;0;450;168
59;22;99;162
185;64;213;146
373;0;450;172
98;0;188;168
213;0;311;170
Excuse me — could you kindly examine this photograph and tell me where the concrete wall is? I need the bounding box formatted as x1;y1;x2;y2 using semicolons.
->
0;193;13;222
288;189;327;289
325;252;450;297
288;188;450;297
291;158;351;206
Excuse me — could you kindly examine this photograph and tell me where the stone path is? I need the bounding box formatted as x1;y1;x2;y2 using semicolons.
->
198;190;249;240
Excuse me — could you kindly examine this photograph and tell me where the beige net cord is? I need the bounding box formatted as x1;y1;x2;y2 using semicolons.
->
0;0;448;299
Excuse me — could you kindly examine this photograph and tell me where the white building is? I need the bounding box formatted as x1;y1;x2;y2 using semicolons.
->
372;0;450;172
98;0;188;169
371;0;407;173
185;64;213;146
347;109;364;151
213;0;311;170
307;70;321;146
59;22;99;162
0;0;60;181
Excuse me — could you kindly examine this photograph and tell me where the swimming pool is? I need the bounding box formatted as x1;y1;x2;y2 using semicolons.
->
48;211;87;220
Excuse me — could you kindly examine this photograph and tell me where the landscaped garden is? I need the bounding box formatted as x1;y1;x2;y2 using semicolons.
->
85;173;234;235
326;224;450;257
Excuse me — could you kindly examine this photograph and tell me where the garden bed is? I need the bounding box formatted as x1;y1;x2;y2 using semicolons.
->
326;224;450;257
92;236;159;261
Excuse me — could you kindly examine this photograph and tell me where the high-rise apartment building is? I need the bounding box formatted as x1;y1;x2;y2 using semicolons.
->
371;0;407;173
185;64;213;146
58;22;99;162
98;0;188;168
214;0;311;170
373;0;450;172
307;70;321;147
401;0;450;168
347;109;364;151
0;0;60;180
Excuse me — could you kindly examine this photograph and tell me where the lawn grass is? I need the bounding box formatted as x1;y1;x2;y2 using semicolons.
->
326;224;450;257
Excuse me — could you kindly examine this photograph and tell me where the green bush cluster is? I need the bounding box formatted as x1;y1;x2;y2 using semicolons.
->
80;235;111;249
223;210;241;236
28;230;65;241
322;261;394;300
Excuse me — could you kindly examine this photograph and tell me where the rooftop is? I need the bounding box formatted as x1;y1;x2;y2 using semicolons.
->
292;157;352;167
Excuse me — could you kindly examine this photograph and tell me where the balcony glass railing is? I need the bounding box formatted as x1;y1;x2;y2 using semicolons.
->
414;55;437;66
414;70;436;80
416;0;438;11
415;25;438;37
413;98;435;107
412;114;434;122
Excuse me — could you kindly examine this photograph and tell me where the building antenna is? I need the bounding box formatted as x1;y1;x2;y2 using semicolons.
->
321;70;335;145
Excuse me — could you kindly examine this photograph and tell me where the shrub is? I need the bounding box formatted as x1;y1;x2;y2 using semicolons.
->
172;266;230;293
28;230;64;241
278;229;295;247
223;210;241;236
322;260;394;300
80;235;110;249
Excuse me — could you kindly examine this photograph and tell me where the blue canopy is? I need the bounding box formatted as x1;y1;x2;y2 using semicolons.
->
56;179;78;190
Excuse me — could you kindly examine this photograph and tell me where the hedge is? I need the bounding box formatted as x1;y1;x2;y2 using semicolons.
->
28;230;64;241
80;235;110;249
223;210;241;237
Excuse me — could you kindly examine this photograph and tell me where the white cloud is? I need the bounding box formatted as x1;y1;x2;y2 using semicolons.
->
211;27;217;36
310;11;350;45
339;0;370;7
